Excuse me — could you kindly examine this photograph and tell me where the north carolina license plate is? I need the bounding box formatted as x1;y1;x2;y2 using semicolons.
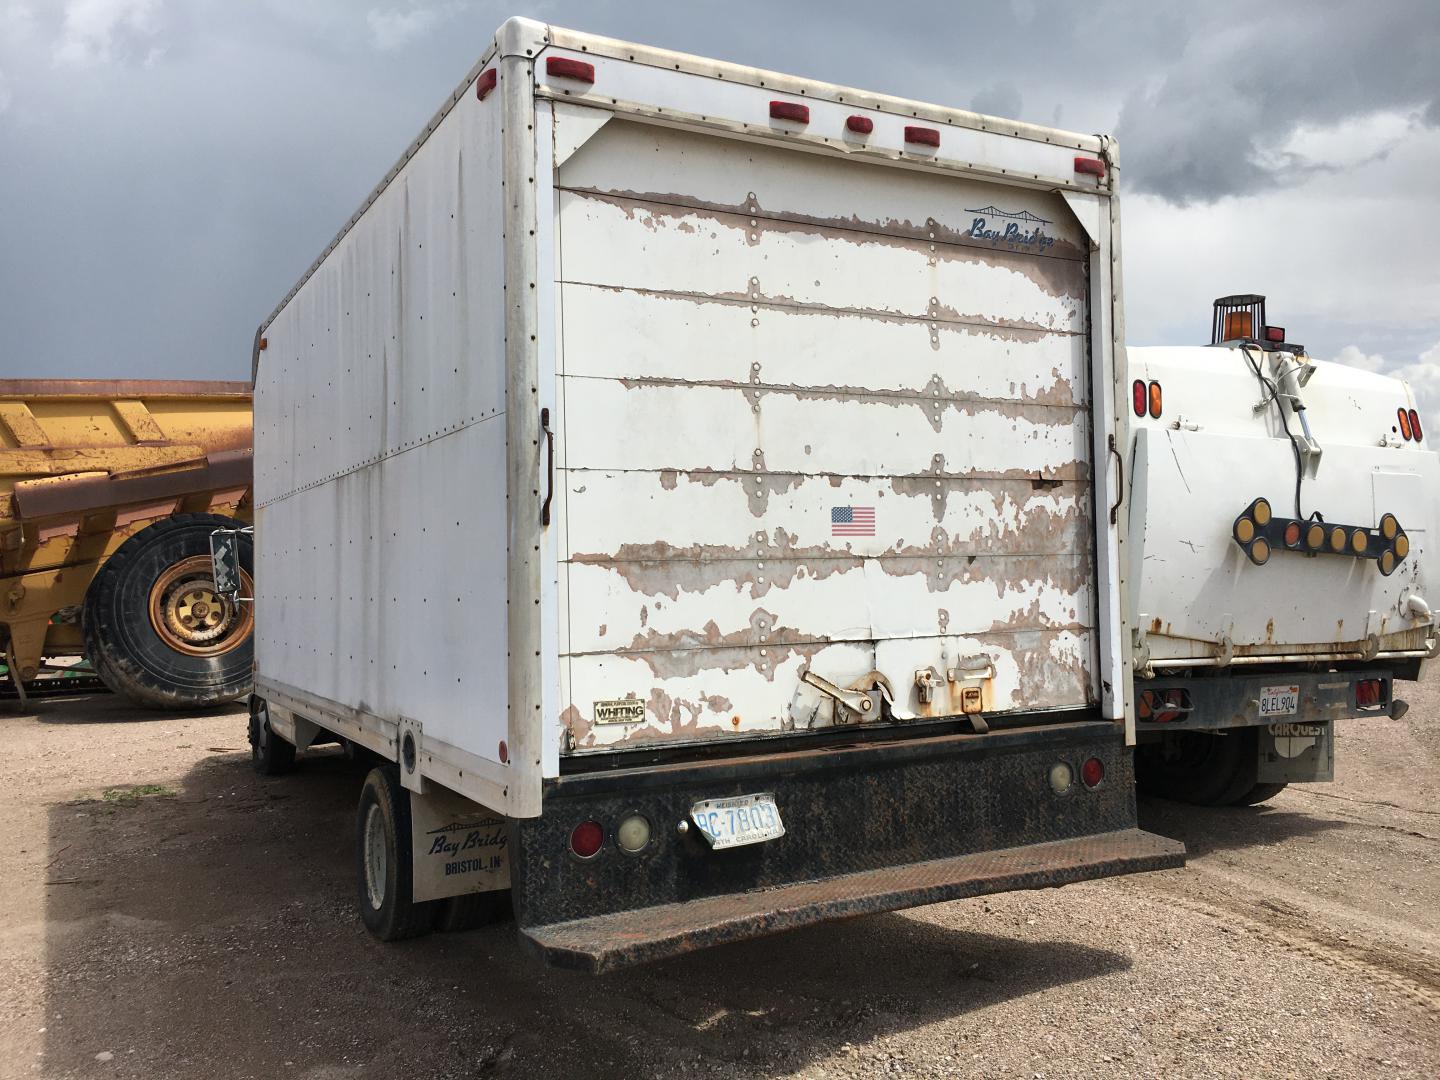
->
1258;684;1300;716
690;793;785;850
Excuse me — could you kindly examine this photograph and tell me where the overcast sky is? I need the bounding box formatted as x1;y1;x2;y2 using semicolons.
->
2;0;1437;428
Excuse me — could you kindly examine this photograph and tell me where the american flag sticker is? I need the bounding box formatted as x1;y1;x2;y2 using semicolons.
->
831;505;876;536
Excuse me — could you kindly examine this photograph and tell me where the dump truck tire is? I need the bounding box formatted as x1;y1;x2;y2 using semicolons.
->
356;766;437;941
1135;729;1255;806
83;513;254;709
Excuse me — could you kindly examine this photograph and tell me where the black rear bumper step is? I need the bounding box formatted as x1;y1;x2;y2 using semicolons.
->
522;828;1183;973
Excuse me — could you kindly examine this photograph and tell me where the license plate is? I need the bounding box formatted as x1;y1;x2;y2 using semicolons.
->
690;793;785;850
1258;684;1300;716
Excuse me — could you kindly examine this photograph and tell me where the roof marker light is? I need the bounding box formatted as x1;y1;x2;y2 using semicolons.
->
904;125;940;148
769;100;809;124
546;56;595;84
846;115;874;134
1074;156;1106;177
476;68;497;100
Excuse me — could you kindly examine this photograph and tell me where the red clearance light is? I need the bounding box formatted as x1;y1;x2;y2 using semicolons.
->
1264;325;1286;343
769;100;809;124
1355;679;1384;708
570;820;604;858
1132;379;1146;417
476;68;497;100
904;125;940;148
1410;409;1423;442
1074;156;1106;177
1399;408;1413;441
546;56;595;84
846;115;874;134
1081;757;1105;788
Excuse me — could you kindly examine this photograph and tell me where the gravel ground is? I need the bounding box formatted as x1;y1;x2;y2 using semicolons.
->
1;670;1437;1079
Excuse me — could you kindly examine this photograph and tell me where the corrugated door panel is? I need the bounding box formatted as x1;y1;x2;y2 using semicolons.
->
555;118;1093;752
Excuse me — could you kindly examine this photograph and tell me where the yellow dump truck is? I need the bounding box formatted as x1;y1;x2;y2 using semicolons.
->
0;380;253;707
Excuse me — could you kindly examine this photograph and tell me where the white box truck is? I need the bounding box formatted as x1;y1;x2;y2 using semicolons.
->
1126;296;1438;805
241;17;1183;971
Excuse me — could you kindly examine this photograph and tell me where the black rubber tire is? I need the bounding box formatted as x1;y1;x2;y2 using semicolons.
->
1136;729;1257;806
436;890;513;933
248;698;296;776
355;766;437;941
1232;781;1289;806
83;513;253;709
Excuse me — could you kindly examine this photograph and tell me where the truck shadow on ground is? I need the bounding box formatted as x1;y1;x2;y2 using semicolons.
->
1137;793;1345;859
42;747;1133;1079
27;690;237;725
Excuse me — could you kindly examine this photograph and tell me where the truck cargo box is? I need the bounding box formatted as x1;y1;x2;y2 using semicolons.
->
249;17;1180;967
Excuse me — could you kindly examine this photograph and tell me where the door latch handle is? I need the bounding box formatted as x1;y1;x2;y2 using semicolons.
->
541;407;555;527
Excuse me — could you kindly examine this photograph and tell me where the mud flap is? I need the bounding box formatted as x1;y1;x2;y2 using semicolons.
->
408;785;511;903
1257;721;1334;783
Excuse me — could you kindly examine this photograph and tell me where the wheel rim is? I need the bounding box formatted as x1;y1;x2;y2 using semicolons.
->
147;555;254;658
363;803;388;911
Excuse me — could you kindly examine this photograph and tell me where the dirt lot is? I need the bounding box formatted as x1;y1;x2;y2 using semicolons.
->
2;672;1438;1080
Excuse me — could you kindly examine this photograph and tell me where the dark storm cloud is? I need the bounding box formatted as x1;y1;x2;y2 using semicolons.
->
1116;0;1440;204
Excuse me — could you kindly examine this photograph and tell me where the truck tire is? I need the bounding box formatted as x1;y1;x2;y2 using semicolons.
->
83;513;254;709
356;766;438;941
436;890;513;933
249;698;296;776
1232;782;1288;806
1136;729;1257;806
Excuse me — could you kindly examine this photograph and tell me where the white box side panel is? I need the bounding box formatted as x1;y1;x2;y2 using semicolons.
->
255;72;513;788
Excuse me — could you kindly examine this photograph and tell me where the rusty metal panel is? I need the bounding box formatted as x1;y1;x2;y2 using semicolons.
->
554;117;1095;752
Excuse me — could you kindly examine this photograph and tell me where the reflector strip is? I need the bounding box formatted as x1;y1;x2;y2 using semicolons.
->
769;100;810;124
904;125;940;148
546;56;596;84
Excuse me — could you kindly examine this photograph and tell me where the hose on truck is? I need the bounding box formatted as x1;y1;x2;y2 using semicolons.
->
1240;342;1309;521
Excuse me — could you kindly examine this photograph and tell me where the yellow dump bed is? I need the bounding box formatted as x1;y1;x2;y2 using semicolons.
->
1;379;252;696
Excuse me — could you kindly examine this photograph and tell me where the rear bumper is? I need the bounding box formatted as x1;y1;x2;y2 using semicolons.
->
512;721;1184;971
528;828;1181;972
1135;668;1394;733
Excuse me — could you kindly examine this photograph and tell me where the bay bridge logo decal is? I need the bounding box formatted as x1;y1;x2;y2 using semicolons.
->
966;206;1056;251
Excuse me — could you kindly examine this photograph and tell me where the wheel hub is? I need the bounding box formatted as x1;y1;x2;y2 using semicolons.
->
148;555;254;657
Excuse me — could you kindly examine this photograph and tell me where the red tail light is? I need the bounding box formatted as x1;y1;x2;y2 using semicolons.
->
1355;679;1384;709
546;57;595;84
769;100;809;124
1133;379;1147;417
570;821;604;858
1409;409;1423;443
1081;757;1105;788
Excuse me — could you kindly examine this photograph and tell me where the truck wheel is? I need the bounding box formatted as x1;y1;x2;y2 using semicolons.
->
356;766;437;941
83;513;253;709
248;698;296;776
437;890;513;933
1136;729;1257;806
1232;782;1288;806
